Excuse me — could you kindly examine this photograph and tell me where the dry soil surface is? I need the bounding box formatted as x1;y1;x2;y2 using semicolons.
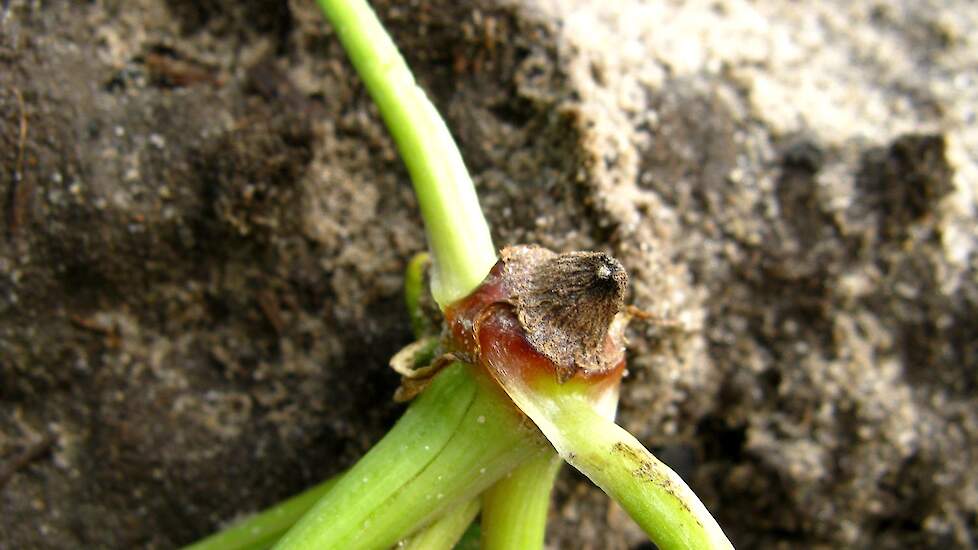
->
1;1;976;548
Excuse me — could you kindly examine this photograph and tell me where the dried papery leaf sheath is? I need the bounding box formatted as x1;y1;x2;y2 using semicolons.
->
445;245;628;386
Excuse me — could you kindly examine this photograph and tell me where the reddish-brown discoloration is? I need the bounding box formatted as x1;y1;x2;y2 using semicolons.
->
443;245;628;389
444;258;511;361
475;302;627;393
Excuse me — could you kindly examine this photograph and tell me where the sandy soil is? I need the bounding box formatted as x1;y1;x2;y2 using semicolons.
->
1;0;976;548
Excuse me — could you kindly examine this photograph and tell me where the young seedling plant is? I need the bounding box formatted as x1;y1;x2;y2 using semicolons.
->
185;1;734;549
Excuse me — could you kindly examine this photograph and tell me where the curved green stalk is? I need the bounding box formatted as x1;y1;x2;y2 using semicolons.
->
403;252;484;548
556;400;730;549
316;0;496;307
193;2;513;549
341;373;544;549
273;366;545;550
181;476;340;550
404;252;435;337
480;450;562;550
273;363;475;549
489;373;734;550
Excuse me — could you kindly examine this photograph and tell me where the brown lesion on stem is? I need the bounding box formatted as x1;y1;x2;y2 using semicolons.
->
611;441;699;521
444;245;631;385
503;246;627;380
396;244;633;401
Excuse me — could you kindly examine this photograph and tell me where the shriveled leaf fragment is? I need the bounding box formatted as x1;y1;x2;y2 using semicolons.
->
389;337;455;402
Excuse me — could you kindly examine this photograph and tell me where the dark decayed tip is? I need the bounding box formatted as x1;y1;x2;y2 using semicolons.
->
515;250;628;377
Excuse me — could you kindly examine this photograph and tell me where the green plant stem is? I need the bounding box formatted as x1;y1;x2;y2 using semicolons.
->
271;363;472;549
403;253;485;547
493;374;734;550
281;2;566;549
316;0;496;307
345;372;544;549
182;476;341;550
272;365;544;550
194;2;512;548
399;497;481;550
453;522;482;550
480;450;562;550
557;401;730;549
331;0;567;542
404;252;434;337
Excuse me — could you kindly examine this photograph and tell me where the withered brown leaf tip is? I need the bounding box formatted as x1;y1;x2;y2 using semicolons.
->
500;245;627;378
